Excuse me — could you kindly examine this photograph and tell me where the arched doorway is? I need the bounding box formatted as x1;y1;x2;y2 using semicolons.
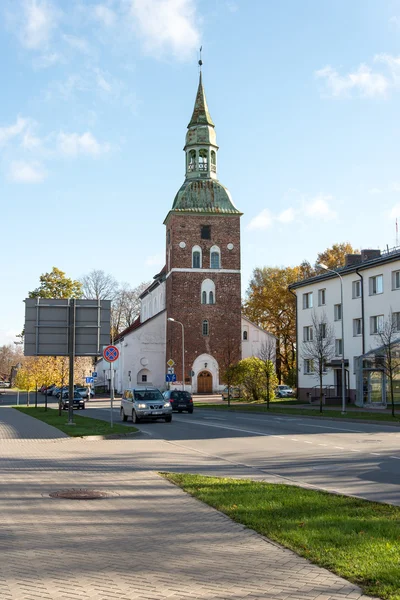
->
197;370;213;394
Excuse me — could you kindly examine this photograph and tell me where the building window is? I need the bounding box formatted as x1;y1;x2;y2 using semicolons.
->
304;359;314;374
199;149;208;171
302;292;313;309
370;315;384;334
303;326;313;341
319;323;326;339
318;289;326;306
392;312;400;332
211;150;216;172
141;374;147;382
209;291;214;304
210;245;221;269
202;291;207;304
202;320;209;336
352;280;361;298
188;149;196;171
243;330;248;341
201;278;215;305
353;318;362;336
192;246;202;268
335;339;343;356
369;274;383;295
201;225;211;240
392;270;400;290
334;304;342;321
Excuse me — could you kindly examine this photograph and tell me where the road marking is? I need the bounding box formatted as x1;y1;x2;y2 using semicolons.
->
390;456;400;460
318;443;327;446
291;438;299;442
335;446;344;450
304;441;313;444
350;449;361;452
370;453;381;456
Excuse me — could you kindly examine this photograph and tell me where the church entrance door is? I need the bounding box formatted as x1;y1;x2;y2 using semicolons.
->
197;371;213;394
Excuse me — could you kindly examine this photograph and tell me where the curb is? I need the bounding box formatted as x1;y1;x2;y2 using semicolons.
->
78;429;143;441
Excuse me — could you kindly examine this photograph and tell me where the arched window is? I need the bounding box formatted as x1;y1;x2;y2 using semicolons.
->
211;150;216;172
210;245;220;269
192;245;202;268
188;149;196;172
202;320;209;336
243;330;248;341
200;279;216;305
199;149;208;171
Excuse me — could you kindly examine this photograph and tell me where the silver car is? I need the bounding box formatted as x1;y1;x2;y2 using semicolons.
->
120;387;172;424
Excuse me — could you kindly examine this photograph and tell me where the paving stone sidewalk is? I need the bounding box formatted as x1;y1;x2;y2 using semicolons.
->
0;408;379;600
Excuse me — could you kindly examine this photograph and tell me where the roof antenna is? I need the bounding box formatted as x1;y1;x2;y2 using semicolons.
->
198;46;203;72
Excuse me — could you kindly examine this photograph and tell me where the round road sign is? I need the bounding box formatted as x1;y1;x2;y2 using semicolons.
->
103;345;119;362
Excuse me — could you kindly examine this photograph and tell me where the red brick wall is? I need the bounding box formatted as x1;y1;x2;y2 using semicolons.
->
165;213;242;388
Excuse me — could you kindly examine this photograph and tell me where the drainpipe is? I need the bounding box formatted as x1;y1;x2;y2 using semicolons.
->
355;268;365;355
289;288;298;393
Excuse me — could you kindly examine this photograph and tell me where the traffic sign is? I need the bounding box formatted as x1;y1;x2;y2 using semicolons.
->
85;377;94;384
92;372;97;378
103;345;119;362
167;367;175;374
167;359;175;367
166;373;177;382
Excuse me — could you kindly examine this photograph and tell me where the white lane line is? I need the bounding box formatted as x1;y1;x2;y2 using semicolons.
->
335;446;344;450
291;438;299;442
318;444;327;446
350;449;361;452
390;456;400;460
370;453;382;456
304;441;313;444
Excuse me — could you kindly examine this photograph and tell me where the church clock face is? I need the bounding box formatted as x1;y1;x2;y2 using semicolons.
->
227;243;234;250
179;241;186;248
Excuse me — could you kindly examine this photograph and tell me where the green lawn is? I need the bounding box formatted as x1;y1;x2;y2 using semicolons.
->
195;402;400;422
162;473;400;600
15;407;138;437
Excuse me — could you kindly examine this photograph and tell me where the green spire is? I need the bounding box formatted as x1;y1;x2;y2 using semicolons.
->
187;72;215;128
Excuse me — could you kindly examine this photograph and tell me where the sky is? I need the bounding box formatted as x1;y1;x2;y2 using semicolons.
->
1;0;400;346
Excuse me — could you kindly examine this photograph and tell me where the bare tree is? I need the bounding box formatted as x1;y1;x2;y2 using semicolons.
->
301;311;335;413
376;310;400;417
220;336;241;406
80;270;119;301
258;336;278;410
0;344;24;381
111;281;151;337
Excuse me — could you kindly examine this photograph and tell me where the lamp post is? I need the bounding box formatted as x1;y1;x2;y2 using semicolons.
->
168;318;185;391
317;263;346;414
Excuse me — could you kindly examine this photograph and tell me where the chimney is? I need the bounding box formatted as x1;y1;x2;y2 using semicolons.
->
361;249;381;262
345;254;362;267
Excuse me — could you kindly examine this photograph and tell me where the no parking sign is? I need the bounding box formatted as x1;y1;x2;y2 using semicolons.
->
103;345;119;363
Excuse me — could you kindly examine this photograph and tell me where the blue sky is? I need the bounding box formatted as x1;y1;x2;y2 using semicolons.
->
1;0;400;346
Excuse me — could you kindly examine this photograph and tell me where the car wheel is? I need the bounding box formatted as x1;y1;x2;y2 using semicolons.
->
165;416;172;423
132;410;140;424
121;408;127;422
188;408;193;414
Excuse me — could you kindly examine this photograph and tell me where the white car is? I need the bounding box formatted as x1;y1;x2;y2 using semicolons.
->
275;385;295;398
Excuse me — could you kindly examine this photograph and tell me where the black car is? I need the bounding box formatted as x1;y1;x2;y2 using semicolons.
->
61;393;85;410
163;390;193;413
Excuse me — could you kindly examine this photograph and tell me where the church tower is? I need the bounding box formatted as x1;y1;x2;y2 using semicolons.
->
164;69;242;394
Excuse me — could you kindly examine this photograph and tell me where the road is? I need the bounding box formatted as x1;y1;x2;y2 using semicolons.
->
83;399;400;506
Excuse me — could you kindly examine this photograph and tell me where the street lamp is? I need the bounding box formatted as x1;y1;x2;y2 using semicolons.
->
167;318;185;391
317;263;346;414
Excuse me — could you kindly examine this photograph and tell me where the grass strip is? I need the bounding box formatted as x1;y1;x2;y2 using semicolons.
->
162;473;400;600
15;407;138;437
195;403;400;422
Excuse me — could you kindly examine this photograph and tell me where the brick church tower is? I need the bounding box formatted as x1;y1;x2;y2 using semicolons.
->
164;70;243;394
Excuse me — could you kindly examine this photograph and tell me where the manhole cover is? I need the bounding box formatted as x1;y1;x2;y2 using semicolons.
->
49;489;109;500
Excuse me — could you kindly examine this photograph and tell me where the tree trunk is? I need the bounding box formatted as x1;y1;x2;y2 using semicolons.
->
319;372;323;414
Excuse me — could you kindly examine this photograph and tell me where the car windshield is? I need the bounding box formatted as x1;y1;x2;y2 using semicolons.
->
134;390;163;401
279;386;291;390
171;391;191;400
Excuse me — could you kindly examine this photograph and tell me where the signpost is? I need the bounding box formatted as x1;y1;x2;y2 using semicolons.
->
92;372;97;378
103;345;119;428
166;373;177;383
85;377;94;384
167;359;175;367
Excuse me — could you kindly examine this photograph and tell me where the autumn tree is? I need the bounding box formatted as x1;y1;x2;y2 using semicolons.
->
258;337;278;409
315;243;357;271
80;269;118;301
236;357;267;401
301;311;335;413
15;366;35;406
29;267;82;299
376;311;400;417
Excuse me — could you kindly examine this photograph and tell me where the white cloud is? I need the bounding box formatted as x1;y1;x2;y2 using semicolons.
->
277;208;295;223
247;209;273;231
302;195;337;220
20;0;59;50
63;34;91;55
0;117;30;146
129;0;200;60
368;187;384;195
21;130;42;150
33;51;62;68
94;68;112;93
389;16;400;28
145;253;164;266
57;131;110;156
93;4;116;26
8;160;46;183
368;183;400;195
315;64;389;98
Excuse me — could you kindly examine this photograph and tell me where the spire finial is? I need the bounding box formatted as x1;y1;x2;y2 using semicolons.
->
198;46;203;71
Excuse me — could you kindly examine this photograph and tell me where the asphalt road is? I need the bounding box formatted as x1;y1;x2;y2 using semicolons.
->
82;400;400;507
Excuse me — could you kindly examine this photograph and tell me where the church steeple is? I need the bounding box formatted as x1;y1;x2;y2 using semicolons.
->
184;69;218;181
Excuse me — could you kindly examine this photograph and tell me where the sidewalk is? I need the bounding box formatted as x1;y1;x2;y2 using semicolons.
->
0;408;378;600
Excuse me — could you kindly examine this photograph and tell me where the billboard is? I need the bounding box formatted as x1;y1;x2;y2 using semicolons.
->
24;298;111;356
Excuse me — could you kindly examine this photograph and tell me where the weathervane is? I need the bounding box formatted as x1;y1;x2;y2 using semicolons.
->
198;46;203;71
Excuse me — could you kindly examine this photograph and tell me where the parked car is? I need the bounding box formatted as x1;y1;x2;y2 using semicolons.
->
75;387;95;399
120;387;172;424
275;385;295;398
61;393;85;410
221;386;242;400
45;385;57;396
0;381;10;388
163;390;193;413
